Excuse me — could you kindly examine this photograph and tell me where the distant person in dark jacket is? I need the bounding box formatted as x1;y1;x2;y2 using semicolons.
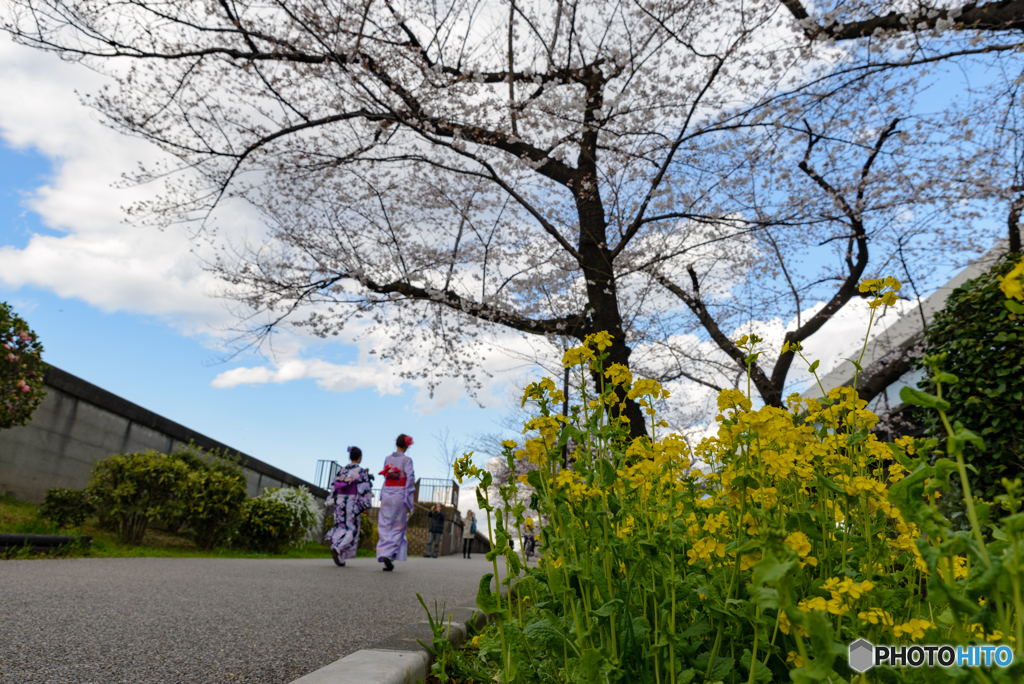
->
463;510;477;558
425;503;445;558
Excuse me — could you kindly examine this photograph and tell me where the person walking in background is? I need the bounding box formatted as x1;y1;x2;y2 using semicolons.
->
425;503;445;558
376;434;416;571
523;516;536;560
463;510;476;559
324;446;374;567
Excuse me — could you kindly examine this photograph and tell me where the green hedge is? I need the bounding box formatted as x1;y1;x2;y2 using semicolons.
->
918;252;1024;499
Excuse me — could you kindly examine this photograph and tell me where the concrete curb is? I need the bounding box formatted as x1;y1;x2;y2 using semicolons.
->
289;604;490;684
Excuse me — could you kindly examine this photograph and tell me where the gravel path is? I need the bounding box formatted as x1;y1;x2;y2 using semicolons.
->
0;555;498;684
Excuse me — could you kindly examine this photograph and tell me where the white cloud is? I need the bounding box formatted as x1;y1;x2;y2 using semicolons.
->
0;42;225;323
211;357;406;395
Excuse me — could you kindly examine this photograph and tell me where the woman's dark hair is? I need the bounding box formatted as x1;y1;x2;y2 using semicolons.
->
396;434;413;449
347;446;362;461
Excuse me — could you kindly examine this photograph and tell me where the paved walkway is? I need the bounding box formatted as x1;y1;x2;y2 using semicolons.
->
0;555;500;684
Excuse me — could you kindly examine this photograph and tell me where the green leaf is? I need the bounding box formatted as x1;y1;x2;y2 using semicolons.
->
629;615;650;642
475;573;499;614
899;386;951;411
948;423;985;456
707;656;734;682
740;648;773;684
845;357;863;372
808;359;820;374
590;599;622;617
547;565;565;597
748;586;779;610
581;649;604;682
523;619;567;653
888;463;947;538
814;473;846;496
638;540;660;557
680;621;713;639
752;551;796;586
1004;300;1024;314
924;458;960;496
803;611;845;676
678;669;696;684
731;474;760;490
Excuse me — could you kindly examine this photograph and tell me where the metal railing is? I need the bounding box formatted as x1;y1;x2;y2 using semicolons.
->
416;478;459;507
314;460;343;491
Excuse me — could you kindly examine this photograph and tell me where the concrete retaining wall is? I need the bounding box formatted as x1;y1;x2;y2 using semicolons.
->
0;366;326;503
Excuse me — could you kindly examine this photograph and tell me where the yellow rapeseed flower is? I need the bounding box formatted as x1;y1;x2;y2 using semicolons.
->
562;345;596;368
998;261;1024;300
858;608;894;627
893;619;932;641
785;531;813;559
605;363;632;386
584;331;614;351
717;388;752;412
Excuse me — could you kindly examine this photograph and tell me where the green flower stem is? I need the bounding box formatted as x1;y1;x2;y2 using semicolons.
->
747;616;759;684
765;611;780;666
935;394;991;569
482;493;511;684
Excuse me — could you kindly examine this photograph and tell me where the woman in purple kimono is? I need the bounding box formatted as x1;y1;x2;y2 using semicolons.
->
324;446;374;567
376;434;416;571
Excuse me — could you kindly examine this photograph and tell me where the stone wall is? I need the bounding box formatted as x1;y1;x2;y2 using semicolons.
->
0;366;326;503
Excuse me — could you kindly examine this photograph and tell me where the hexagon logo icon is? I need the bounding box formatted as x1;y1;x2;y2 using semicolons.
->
849;639;875;673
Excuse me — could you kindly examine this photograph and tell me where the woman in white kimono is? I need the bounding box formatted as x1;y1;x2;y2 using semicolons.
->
376;434;416;571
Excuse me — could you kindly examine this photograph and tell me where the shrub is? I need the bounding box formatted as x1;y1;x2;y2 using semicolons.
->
259;486;323;544
39;488;95;528
87;450;191;544
180;469;248;550
918;252;1024;500
238;496;300;554
449;280;1024;684
0;301;47;430
165;442;247;534
169;441;246;478
359;511;378;550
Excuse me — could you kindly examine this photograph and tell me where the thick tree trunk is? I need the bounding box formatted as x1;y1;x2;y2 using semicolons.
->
575;188;648;439
1009;196;1022;255
573;70;647;439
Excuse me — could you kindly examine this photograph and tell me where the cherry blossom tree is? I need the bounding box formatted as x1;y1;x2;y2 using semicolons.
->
2;0;1015;435
782;1;1024;39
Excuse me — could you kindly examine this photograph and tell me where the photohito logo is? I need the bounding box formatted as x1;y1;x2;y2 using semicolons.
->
848;639;1014;672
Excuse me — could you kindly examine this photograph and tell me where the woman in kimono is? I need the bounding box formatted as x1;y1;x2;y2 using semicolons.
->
376;434;416;571
324;446;374;567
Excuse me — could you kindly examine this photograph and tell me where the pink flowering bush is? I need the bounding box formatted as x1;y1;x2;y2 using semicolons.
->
0;302;46;430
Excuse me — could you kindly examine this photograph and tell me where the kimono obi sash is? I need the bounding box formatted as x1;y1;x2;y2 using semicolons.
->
333;481;359;496
380;463;406;488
